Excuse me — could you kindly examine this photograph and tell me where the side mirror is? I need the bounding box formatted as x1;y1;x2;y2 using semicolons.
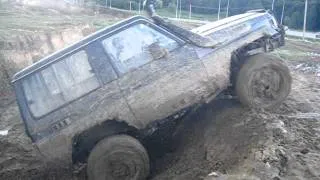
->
148;42;168;60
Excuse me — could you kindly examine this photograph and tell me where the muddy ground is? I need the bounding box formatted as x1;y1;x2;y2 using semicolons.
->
0;39;319;180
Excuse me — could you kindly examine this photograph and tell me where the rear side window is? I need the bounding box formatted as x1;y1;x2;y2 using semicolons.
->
102;23;178;75
22;50;99;117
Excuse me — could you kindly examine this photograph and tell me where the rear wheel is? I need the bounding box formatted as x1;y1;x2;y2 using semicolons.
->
236;53;291;109
87;135;150;180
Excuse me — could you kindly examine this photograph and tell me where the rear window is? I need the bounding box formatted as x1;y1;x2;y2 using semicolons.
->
22;50;99;117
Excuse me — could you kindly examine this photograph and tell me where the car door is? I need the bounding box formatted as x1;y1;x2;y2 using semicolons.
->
64;42;142;131
101;21;214;127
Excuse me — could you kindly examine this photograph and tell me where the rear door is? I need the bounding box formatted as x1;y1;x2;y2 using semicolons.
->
101;21;214;126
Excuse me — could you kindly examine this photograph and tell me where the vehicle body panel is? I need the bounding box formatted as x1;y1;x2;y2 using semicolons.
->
119;44;213;125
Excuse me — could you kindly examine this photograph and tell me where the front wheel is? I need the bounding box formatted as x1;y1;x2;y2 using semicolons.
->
87;135;150;180
236;53;292;109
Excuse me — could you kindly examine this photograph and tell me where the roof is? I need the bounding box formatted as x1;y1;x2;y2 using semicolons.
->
12;15;150;83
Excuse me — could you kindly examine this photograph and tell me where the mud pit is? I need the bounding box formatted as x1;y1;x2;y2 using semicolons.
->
0;39;319;180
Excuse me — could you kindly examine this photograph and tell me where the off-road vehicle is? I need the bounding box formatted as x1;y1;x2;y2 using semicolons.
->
12;1;291;179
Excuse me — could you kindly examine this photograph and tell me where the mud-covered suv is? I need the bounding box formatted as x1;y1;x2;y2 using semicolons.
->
12;3;291;180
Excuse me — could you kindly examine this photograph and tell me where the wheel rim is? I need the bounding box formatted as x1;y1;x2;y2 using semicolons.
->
109;161;131;178
87;135;150;180
250;66;283;106
102;150;141;180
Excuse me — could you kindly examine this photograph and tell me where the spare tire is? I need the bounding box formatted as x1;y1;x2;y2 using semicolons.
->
87;135;150;180
236;53;291;109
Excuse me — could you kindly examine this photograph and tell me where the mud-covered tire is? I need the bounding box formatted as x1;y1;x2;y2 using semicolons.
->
236;53;291;109
87;135;150;180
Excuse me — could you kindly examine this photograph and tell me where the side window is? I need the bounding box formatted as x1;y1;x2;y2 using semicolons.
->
102;23;179;75
22;50;99;117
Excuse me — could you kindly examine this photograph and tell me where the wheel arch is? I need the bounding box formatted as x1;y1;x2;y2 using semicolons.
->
230;37;269;87
71;119;139;164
